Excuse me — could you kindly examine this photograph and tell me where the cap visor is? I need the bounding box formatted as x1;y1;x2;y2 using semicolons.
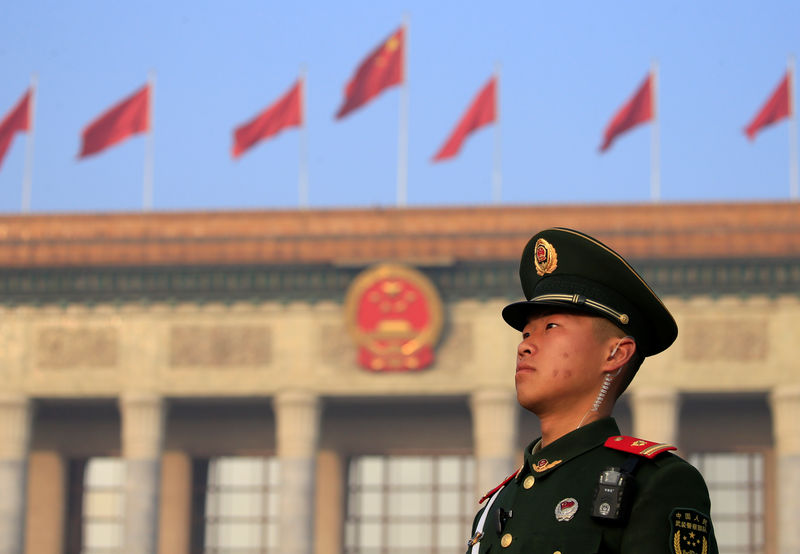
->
501;300;592;331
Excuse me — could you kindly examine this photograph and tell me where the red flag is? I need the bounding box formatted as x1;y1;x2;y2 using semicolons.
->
432;77;496;162
0;89;32;171
744;72;791;140
79;84;150;158
335;27;404;119
600;73;653;152
232;79;303;158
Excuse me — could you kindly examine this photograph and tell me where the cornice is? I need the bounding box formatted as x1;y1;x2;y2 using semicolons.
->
0;257;797;306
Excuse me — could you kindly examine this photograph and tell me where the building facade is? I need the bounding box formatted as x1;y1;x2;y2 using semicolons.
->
0;202;798;554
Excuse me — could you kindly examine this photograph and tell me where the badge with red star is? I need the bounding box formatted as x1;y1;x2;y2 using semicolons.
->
670;508;710;554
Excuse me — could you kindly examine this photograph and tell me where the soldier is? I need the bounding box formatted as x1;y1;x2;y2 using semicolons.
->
467;228;718;554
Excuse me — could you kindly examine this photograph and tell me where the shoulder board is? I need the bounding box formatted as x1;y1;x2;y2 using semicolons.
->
478;469;519;504
604;435;677;459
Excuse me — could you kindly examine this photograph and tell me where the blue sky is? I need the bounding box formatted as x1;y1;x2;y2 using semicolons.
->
1;1;798;213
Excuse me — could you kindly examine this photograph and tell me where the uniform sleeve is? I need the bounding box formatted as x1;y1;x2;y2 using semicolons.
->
621;461;719;554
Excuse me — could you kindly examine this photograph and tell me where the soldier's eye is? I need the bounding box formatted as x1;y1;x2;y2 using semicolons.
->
545;322;559;330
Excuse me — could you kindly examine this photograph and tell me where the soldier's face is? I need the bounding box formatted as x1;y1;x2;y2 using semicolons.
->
514;311;610;414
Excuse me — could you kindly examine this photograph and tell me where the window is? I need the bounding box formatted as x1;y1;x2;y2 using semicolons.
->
689;452;765;554
81;458;125;554
344;455;475;554
203;456;280;554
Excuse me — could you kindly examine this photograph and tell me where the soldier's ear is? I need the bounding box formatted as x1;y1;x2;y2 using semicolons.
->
603;336;636;372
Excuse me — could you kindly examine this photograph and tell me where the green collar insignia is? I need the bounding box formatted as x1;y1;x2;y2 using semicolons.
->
521;418;621;478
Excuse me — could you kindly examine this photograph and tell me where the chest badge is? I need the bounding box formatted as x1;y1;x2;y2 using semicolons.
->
555;498;579;522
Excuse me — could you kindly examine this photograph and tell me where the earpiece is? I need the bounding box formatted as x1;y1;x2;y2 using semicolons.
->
609;336;635;359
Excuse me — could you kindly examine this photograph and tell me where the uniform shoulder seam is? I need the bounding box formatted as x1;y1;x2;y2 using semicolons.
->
478;469;519;504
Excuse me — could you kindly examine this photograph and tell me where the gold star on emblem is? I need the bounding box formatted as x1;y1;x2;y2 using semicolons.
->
381;281;403;296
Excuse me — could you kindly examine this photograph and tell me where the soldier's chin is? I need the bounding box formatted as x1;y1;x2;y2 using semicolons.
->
515;388;543;413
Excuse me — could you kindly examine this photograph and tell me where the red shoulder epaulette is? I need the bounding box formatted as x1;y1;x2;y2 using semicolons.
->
478;469;519;504
604;435;677;459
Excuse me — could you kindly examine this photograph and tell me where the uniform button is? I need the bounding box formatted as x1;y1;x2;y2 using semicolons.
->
501;533;513;548
523;475;535;489
554;551;562;554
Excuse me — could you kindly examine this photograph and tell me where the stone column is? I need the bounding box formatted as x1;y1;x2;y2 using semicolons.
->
0;394;33;554
314;449;345;554
158;451;192;554
470;389;518;499
25;451;67;554
629;387;680;445
119;393;166;554
770;384;800;554
275;390;320;554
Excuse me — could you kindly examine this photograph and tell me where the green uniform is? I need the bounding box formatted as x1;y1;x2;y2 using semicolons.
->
468;418;718;554
485;228;719;553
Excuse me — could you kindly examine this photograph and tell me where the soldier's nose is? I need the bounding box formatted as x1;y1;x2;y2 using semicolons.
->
518;340;535;357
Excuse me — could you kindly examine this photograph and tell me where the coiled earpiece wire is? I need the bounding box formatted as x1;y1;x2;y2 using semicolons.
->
576;336;635;429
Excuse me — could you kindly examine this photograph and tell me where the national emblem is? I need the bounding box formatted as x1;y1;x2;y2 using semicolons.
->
344;264;443;372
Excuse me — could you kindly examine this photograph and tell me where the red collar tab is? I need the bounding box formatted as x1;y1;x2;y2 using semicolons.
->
604;435;677;459
478;469;519;504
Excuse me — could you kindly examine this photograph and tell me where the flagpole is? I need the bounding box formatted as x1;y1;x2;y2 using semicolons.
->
788;54;798;200
396;14;410;207
143;71;156;211
650;59;661;202
492;63;502;204
21;73;37;214
299;66;309;209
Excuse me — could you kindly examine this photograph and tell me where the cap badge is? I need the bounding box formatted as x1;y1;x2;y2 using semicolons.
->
533;238;558;276
555;498;578;522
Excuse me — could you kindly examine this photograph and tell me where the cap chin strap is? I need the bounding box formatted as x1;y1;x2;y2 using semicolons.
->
530;293;630;325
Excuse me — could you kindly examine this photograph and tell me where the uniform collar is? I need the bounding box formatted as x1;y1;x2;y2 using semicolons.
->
519;417;620;479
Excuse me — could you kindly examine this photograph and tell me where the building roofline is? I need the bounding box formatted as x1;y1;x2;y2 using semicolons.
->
0;200;797;268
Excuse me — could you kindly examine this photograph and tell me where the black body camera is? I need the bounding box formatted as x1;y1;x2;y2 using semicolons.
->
591;467;636;523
